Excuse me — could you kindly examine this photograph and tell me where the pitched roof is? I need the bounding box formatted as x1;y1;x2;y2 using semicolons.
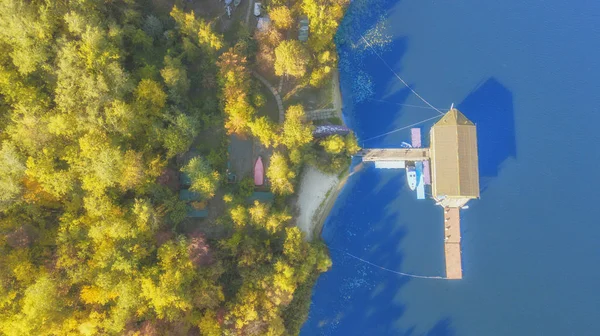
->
179;189;201;201
430;108;480;199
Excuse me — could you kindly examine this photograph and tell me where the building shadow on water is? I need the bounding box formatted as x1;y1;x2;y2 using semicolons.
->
457;78;516;193
301;164;455;336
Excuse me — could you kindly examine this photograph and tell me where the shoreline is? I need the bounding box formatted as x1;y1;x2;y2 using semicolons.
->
313;68;349;239
310;167;350;240
296;69;351;241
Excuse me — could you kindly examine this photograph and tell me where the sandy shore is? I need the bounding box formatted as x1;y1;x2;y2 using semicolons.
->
295;71;350;240
295;166;340;240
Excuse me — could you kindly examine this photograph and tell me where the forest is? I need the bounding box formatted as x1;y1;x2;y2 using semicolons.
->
0;0;355;335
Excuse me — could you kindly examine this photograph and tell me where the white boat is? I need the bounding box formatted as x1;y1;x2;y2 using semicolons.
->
406;163;417;190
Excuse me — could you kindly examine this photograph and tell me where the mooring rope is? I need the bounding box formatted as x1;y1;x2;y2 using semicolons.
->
361;114;442;144
368;98;444;111
329;246;447;280
360;35;444;116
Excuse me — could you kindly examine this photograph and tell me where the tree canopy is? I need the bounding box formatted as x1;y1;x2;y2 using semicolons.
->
274;40;311;77
0;2;335;335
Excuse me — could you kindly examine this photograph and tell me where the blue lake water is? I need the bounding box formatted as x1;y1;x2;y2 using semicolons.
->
301;0;600;335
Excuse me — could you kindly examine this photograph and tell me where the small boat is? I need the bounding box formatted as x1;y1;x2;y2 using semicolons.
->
406;162;417;191
234;0;241;6
254;156;264;186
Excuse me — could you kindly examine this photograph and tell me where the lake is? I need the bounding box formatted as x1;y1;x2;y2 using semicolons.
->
301;0;600;335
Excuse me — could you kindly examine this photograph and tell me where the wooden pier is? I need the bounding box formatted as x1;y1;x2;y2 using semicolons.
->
443;207;462;279
357;148;430;162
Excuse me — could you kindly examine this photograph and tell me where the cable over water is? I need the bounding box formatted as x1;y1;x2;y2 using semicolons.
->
361;114;442;144
368;98;445;111
360;35;444;116
329;247;447;280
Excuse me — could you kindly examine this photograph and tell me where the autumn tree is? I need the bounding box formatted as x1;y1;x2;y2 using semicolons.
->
302;0;349;52
274;40;311;77
345;132;361;155
267;152;296;195
321;134;345;154
281;105;313;150
0;1;339;334
218;49;256;135
249;116;280;148
269;7;294;30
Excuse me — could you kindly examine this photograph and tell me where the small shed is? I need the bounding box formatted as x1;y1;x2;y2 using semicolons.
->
180;172;192;187
179;189;201;202
247;191;274;204
187;205;208;218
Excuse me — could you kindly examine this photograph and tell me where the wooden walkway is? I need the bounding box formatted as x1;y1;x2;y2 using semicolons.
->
306;108;336;121
357;148;430;162
443;207;462;279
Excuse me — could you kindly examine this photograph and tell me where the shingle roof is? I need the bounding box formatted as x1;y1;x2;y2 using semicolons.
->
430;109;480;198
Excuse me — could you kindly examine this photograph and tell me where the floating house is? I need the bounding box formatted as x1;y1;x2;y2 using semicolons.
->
430;108;480;208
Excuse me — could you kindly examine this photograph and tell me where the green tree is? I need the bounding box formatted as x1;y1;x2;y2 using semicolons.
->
249;116;279;148
182;157;220;200
161;56;190;103
162;112;199;158
198;310;222;336
274;40;311;77
0;142;25;209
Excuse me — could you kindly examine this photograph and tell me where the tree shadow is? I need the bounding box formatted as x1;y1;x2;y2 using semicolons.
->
457;78;516;192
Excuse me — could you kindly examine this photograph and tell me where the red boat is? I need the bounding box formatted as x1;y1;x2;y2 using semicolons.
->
254;156;264;186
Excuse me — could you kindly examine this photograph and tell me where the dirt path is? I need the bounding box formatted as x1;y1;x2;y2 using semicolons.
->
305;69;343;121
252;70;285;123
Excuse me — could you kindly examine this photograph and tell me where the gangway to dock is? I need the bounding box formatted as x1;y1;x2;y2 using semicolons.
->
357;148;430;162
443;207;462;279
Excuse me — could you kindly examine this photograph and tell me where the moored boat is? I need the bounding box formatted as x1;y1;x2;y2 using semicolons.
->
406;162;417;190
254;157;264;186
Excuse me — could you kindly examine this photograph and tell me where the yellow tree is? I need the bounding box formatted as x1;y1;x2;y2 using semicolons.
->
218;50;256;135
345;132;361;155
281;105;313;150
249;116;279;148
274;40;310;77
320;134;345;154
267;152;295;195
269;7;294;30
